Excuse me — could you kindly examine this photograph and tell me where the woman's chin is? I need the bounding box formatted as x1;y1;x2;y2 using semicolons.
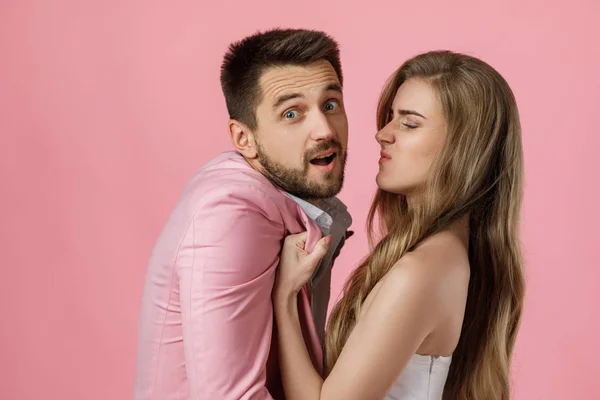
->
375;178;412;196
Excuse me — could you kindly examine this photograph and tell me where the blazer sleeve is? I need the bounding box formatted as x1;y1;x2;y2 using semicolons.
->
178;183;285;399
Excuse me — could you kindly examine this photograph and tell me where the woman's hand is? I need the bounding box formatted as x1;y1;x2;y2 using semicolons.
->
274;232;331;300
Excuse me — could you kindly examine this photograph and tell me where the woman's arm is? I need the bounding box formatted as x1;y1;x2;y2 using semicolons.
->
274;239;446;400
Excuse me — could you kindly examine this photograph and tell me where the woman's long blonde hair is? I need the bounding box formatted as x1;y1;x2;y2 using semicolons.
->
325;51;525;399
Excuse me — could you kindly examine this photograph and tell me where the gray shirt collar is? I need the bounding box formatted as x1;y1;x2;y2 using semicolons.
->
286;194;334;233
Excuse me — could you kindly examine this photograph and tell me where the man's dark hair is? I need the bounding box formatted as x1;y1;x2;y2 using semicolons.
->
220;28;343;130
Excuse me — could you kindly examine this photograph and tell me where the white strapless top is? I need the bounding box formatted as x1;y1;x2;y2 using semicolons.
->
385;354;452;400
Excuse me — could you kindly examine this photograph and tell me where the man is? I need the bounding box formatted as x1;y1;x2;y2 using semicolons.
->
134;28;352;400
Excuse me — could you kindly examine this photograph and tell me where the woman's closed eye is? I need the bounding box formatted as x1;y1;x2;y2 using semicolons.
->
402;118;419;129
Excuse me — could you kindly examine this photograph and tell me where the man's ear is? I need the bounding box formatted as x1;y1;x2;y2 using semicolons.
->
228;119;258;159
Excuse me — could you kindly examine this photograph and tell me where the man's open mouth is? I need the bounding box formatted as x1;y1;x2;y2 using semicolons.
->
309;151;336;166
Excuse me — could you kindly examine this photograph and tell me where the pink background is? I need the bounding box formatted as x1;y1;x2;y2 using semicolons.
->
1;0;599;399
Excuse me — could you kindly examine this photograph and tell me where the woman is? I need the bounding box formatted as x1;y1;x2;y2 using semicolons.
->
273;50;525;399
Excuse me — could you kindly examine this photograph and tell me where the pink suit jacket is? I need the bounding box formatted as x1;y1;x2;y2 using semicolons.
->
134;151;324;400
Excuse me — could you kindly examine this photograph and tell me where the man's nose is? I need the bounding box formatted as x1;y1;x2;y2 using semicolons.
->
310;111;336;141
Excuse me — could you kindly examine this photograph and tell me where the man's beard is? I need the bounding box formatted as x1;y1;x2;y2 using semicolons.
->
256;140;346;200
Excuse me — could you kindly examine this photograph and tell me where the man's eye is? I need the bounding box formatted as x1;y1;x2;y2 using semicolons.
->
324;100;339;111
284;110;299;119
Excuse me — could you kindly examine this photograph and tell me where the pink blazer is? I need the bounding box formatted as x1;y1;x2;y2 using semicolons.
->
134;151;324;400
